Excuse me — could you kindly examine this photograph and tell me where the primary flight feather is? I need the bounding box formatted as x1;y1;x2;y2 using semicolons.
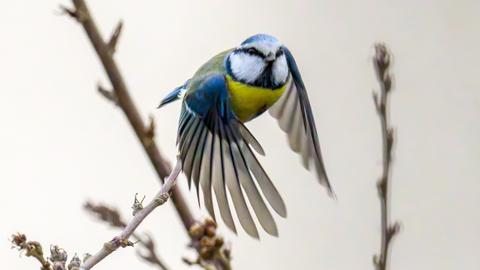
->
158;34;333;238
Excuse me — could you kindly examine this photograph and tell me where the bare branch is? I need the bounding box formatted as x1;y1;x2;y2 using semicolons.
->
59;5;78;20
84;202;169;270
372;43;400;270
66;0;196;231
107;21;123;54
64;1;232;269
84;202;126;228
80;160;182;270
97;82;119;105
59;5;86;22
135;233;170;270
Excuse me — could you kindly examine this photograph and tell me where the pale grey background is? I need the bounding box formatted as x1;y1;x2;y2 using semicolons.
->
1;0;479;269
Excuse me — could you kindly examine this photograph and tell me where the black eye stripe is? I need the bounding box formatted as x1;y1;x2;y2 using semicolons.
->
238;47;265;58
275;49;284;57
237;47;283;59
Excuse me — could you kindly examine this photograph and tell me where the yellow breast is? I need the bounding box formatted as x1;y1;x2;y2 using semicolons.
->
226;75;287;122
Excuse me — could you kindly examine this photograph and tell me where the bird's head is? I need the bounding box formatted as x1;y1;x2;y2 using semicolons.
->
226;34;289;89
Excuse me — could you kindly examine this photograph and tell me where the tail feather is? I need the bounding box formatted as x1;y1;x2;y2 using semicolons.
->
158;85;187;108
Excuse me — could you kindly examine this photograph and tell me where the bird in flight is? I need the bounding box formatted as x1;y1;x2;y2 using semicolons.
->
158;34;333;238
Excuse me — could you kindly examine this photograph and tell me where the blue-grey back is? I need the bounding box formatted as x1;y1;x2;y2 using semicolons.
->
185;49;233;96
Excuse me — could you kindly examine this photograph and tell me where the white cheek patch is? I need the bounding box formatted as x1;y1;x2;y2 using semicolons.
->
272;54;289;85
229;53;265;84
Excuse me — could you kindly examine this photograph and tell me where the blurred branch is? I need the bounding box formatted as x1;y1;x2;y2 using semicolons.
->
80;160;182;270
84;202;169;270
61;1;232;269
60;0;196;230
96;82;118;106
107;21;123;54
135;233;170;270
372;43;401;270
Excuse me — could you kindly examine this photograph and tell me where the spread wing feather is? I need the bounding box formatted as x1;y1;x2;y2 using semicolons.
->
269;47;334;195
178;74;285;237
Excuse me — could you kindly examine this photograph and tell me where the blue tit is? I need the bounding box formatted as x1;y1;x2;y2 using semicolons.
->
158;34;333;238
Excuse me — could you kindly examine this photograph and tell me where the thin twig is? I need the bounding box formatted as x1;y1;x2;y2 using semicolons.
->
372;43;400;270
80;160;182;270
84;202;170;270
96;82;118;106
63;0;196;230
107;21;123;54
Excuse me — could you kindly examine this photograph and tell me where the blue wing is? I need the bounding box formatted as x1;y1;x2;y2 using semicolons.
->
178;74;286;238
157;80;190;108
270;47;334;196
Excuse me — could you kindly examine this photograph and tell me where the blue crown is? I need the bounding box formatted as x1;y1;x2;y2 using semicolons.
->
241;34;279;45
